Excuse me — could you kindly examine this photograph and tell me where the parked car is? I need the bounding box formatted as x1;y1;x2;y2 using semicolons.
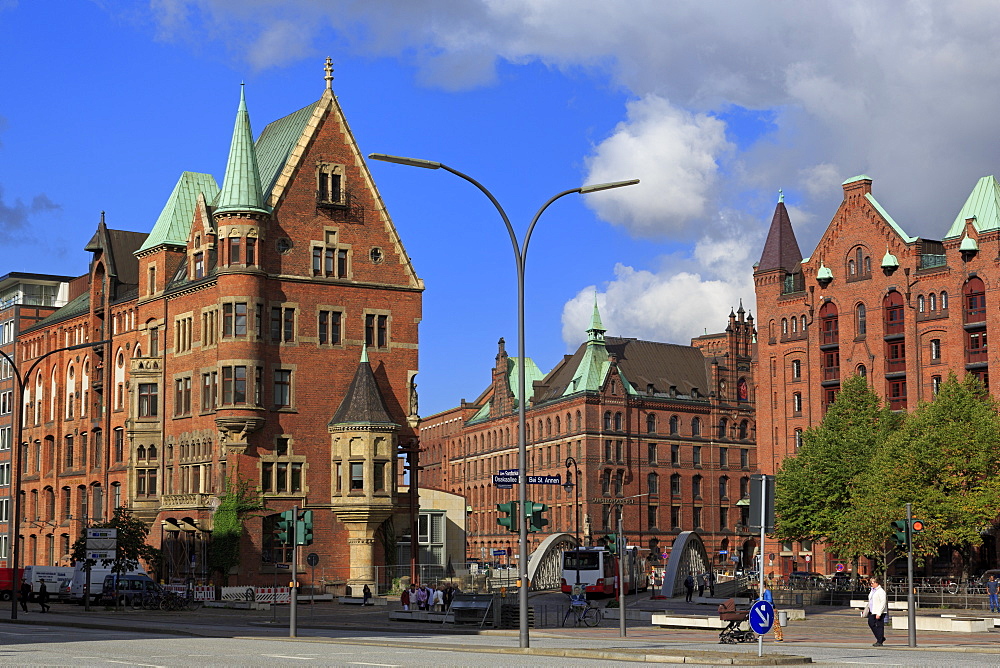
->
101;574;161;606
57;577;73;602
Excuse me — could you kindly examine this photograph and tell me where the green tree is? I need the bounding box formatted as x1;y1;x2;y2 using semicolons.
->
209;474;264;584
775;374;901;564
71;506;162;578
851;373;1000;579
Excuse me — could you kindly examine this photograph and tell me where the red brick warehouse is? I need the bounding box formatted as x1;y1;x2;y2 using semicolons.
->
755;175;1000;574
12;60;422;589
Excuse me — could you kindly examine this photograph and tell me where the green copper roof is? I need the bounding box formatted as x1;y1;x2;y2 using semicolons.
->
842;174;872;185
865;193;917;243
960;235;979;251
138;172;219;252
509;357;545;407
881;250;899;268
563;299;610;396
816;262;832;280
945;175;1000;239
256;101;319;198
215;86;269;215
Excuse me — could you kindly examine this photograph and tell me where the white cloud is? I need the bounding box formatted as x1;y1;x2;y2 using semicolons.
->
562;210;761;347
583;95;732;238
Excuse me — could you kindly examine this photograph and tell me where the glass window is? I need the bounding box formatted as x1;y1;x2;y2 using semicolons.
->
350;462;364;490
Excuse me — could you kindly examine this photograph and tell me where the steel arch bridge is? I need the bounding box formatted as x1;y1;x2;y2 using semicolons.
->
527;532;579;591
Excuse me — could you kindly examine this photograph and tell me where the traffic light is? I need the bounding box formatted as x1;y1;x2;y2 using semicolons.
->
297;509;314;546
602;533;619;554
890;519;908;548
911;518;925;535
525;501;549;532
497;501;519;533
276;509;295;544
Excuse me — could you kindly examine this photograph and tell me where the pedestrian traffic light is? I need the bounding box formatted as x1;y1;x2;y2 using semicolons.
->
297;509;314;546
910;518;925;535
890;519;908;548
276;509;295;544
497;501;519;533
525;501;549;532
602;533;619;554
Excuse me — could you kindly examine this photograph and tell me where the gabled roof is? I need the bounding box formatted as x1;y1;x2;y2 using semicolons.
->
467;356;544;426
757;200;802;273
945;175;1000;239
256;101;319;197
534;336;711;404
329;346;398;428
215;87;269;215
138;172;219;252
864;193;916;243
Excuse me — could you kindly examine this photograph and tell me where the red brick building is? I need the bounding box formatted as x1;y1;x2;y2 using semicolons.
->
419;302;760;570
754;176;1000;573
12;63;422;588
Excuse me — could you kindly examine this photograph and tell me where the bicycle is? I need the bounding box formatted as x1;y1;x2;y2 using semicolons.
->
562;600;602;627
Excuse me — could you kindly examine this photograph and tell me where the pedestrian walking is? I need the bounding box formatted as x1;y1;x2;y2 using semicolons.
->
37;581;50;613
761;586;784;641
862;576;887;646
988;575;999;613
362;584;372;606
697;572;706;597
684;573;694;602
19;579;30;613
707;570;716;597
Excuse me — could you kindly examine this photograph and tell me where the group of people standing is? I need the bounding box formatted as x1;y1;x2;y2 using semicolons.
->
19;580;49;613
683;570;716;602
400;583;458;612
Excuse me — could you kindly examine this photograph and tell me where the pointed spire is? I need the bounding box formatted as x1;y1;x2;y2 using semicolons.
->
757;195;802;273
587;292;606;343
215;85;269;215
329;344;396;427
778;188;784;203
324;57;334;91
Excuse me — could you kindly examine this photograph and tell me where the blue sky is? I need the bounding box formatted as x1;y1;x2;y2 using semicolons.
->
5;1;1000;416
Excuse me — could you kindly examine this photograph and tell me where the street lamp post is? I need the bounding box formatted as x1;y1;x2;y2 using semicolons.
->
562;457;581;588
0;339;110;620
369;152;637;648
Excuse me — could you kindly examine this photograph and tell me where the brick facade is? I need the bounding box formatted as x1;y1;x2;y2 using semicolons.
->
10;70;421;588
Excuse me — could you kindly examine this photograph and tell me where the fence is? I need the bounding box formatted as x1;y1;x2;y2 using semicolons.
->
370;562;520;597
163;585;215;601
764;576;997;610
218;585;292;604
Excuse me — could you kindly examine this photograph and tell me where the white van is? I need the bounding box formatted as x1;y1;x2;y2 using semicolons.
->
22;566;75;599
69;564;146;603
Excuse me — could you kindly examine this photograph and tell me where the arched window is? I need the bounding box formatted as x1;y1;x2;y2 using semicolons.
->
781;318;788;334
857;364;867;378
929;292;937;311
670;473;681;496
964;277;986;324
930;339;941;360
941;291;949;310
864;256;871;274
856;303;867;337
800;315;807;331
738;420;749;440
137;445;145;460
792;393;802;414
848;259;856;275
555;416;560;434
646;413;656;434
692;418;701;436
603;411;612;430
819;301;839;345
718;418;728;439
791;359;801;379
647;473;659;495
719;476;729;500
917;295;925;312
883;291;904;334
692;475;703;498
791;316;798;333
614;412;623;431
794;429;803;450
669;415;679;434
575;411;582;431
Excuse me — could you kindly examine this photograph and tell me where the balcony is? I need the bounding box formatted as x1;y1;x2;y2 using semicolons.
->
820;330;839;346
965;308;987;325
822;365;840;382
885;358;907;373
967;347;988;364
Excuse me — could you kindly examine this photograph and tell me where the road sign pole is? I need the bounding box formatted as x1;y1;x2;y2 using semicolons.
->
290;504;298;638
758;476;767;658
906;502;916;647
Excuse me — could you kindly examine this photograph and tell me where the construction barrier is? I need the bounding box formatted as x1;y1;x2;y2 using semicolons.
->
219;585;291;604
163;585;215;601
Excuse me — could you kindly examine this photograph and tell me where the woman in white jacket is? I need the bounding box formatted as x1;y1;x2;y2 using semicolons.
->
862;576;888;646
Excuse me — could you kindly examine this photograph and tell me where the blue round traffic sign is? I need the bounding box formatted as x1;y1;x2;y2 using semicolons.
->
749;600;775;635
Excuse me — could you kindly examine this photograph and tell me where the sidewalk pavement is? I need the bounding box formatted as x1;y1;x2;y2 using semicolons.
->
3;597;999;664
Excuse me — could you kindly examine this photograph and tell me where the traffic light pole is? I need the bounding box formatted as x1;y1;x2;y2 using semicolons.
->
906;502;916;647
290;504;298;638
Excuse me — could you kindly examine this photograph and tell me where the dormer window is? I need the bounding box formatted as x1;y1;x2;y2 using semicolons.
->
193;252;204;279
317;163;345;205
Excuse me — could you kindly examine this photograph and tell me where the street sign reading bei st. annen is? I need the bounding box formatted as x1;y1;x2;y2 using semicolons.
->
492;474;562;485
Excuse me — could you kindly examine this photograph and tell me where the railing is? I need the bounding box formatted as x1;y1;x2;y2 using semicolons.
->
885;358;907;373
822;366;840;381
965;308;987;324
888;396;907;410
967;347;988;364
782;273;805;295
820;329;839;346
919;254;947;270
